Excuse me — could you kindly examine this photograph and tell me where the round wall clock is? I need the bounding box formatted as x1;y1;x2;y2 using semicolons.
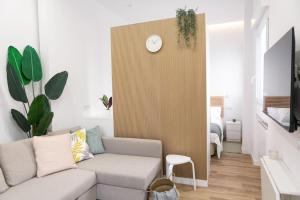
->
146;35;163;53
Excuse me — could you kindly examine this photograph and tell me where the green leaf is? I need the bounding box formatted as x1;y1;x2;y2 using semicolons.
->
6;63;28;103
27;95;50;124
22;45;42;82
11;109;31;133
108;97;112;109
45;71;68;100
176;8;197;47
100;95;109;108
7;46;30;85
34;112;54;136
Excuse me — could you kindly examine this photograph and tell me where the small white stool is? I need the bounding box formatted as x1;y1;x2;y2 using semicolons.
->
166;154;196;191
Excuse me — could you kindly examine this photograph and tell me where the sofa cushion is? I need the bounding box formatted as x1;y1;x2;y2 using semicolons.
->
77;186;97;200
0;169;96;200
33;134;77;177
78;153;161;190
86;126;105;155
0;139;36;186
102;137;162;158
0;168;8;193
71;129;94;163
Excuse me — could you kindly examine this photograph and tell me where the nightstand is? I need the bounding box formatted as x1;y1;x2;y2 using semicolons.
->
226;120;242;142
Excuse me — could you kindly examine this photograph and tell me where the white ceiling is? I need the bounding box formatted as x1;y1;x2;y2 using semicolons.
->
98;0;245;25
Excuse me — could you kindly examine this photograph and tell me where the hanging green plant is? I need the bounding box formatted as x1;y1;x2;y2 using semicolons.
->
176;8;197;47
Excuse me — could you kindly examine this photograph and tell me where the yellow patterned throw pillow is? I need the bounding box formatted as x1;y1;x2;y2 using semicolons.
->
71;129;94;162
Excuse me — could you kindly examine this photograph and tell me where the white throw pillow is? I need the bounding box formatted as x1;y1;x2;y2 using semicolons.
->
211;106;222;119
70;129;94;163
33;134;77;177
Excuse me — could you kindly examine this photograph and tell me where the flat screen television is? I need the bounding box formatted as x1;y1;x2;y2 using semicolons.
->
263;27;299;132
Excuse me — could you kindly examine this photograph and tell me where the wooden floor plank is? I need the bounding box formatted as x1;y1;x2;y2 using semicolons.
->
177;153;262;200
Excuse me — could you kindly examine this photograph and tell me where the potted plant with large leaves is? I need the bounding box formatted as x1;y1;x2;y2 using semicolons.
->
6;45;68;137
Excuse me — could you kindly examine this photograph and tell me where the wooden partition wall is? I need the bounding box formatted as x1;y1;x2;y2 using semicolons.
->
111;14;207;180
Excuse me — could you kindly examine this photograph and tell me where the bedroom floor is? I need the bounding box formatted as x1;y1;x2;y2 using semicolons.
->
177;153;261;200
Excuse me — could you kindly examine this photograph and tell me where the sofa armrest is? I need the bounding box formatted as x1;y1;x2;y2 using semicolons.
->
102;137;162;158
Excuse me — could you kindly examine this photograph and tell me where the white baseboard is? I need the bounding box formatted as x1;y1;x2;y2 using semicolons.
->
173;177;208;187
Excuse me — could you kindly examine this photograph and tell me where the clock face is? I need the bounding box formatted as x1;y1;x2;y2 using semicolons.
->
146;35;162;53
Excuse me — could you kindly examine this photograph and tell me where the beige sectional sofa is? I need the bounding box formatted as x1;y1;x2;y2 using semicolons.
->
0;136;162;200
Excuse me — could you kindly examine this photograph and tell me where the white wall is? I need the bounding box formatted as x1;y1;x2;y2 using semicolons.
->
208;21;244;122
0;0;39;143
254;112;300;184
38;0;127;136
266;0;300;50
251;0;300;184
99;0;245;25
242;0;256;154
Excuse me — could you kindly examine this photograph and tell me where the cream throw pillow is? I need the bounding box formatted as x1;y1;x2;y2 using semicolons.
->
33;134;76;177
71;129;94;163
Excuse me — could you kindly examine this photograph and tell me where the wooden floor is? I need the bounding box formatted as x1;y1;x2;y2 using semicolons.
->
177;153;261;200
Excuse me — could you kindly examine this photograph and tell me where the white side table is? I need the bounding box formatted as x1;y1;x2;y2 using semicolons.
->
226;120;242;142
166;154;196;191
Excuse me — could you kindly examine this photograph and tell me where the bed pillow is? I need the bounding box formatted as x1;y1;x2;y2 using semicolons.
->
71;129;94;162
210;106;223;133
86;126;105;155
33;134;77;177
211;106;222;119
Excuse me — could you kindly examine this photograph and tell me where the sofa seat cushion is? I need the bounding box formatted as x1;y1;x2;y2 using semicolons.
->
78;153;161;190
0;169;96;200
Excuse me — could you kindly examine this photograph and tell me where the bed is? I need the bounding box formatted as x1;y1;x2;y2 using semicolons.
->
210;96;224;159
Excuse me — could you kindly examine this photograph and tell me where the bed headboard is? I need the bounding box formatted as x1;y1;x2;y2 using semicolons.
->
263;96;290;112
210;96;224;118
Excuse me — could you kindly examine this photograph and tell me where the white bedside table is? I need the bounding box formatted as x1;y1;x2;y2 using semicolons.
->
226;120;242;142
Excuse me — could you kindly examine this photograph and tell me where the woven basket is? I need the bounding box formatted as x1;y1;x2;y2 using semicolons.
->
149;178;179;200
